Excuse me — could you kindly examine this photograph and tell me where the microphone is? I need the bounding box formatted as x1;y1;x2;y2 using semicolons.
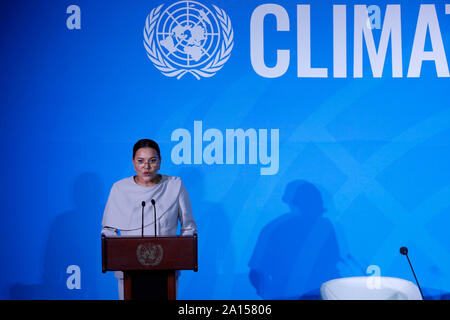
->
141;201;146;237
400;246;424;300
151;199;157;237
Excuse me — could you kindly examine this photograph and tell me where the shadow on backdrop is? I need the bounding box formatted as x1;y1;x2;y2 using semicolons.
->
178;168;233;299
10;172;116;299
249;180;341;299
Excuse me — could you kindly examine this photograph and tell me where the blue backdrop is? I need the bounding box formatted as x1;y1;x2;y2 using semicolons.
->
1;0;449;299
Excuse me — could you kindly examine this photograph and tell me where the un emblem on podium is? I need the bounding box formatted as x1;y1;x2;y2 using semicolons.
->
143;1;234;79
137;243;164;266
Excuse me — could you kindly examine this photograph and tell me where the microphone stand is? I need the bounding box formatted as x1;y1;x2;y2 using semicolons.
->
141;201;146;237
151;199;157;237
400;247;425;300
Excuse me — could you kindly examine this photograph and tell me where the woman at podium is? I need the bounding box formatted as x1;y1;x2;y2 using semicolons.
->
101;138;197;299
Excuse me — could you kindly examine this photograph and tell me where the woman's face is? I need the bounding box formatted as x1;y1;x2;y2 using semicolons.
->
133;147;161;184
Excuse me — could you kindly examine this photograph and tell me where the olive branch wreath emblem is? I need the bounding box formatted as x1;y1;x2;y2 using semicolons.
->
143;3;234;80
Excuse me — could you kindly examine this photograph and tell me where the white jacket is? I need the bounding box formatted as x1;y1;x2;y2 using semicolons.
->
101;175;197;236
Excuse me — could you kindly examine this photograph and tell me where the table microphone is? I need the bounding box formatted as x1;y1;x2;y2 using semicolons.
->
400;246;425;300
141;201;146;237
151;199;157;237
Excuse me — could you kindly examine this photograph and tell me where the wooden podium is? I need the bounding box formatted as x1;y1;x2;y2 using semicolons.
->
102;234;198;300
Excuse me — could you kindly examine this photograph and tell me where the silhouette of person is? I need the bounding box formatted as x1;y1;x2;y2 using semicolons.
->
42;172;104;299
9;173;104;299
249;180;340;299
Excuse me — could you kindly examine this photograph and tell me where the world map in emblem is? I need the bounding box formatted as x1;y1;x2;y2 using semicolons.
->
136;243;163;266
143;1;234;79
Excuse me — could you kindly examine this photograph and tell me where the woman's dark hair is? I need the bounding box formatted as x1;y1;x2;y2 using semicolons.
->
133;139;161;159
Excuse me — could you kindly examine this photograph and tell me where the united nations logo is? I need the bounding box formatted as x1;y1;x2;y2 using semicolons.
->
136;243;163;266
143;1;234;79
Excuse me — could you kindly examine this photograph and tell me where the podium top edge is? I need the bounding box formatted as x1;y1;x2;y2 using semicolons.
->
102;235;197;239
